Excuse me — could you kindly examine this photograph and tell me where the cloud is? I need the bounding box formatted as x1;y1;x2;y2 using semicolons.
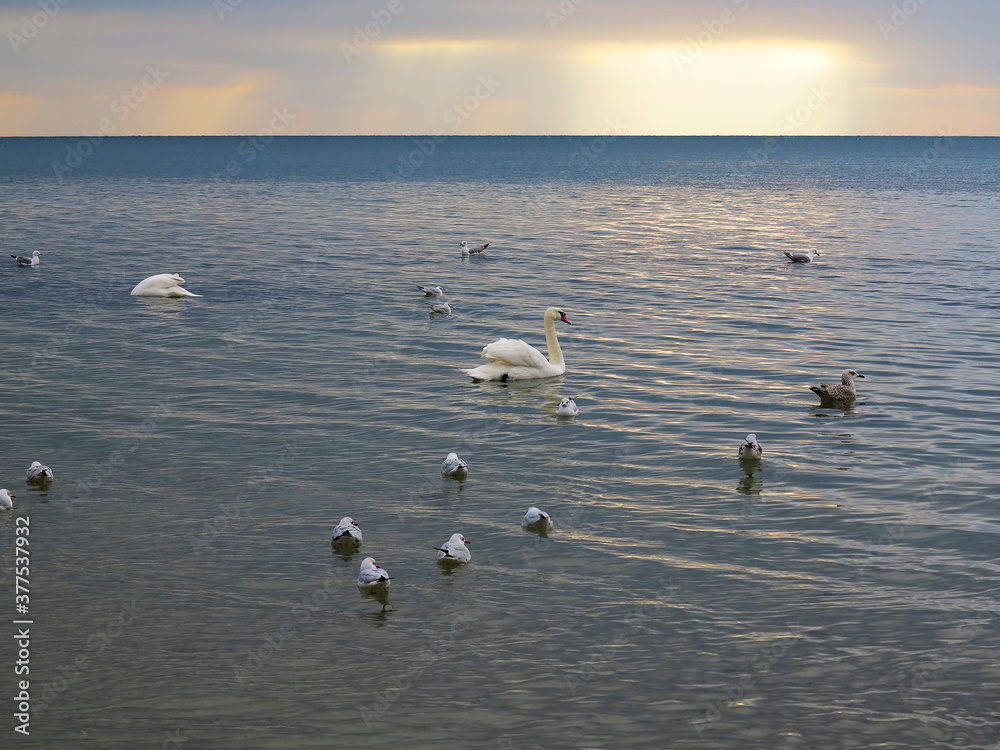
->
1;0;999;135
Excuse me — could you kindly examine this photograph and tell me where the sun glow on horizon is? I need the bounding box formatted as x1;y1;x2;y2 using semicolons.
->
559;40;856;135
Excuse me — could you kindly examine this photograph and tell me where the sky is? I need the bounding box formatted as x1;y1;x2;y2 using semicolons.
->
1;0;999;137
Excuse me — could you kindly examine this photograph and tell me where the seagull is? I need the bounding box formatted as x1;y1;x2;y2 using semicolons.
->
429;301;452;314
331;516;362;549
357;557;392;591
417;285;446;297
460;241;490;256
810;369;866;403
522;507;551;528
436;533;471;563
25;461;54;484
441;452;468;478
738;434;763;461
784;248;818;263
0;489;14;510
10;251;43;267
556;397;579;416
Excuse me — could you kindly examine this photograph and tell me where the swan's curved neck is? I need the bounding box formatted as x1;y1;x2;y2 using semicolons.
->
544;314;564;366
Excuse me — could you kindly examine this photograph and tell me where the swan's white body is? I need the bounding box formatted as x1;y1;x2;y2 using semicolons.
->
130;273;201;297
11;251;42;267
436;533;471;563
0;489;13;509
463;307;572;381
26;461;53;483
441;452;468;478
522;507;551;528
331;516;362;548
738;434;763;460
357;557;391;591
784;248;817;263
556;397;579;416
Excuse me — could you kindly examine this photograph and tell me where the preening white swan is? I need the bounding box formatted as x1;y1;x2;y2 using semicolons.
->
463;307;572;381
130;273;201;297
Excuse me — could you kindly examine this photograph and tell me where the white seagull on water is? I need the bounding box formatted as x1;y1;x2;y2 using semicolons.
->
436;533;471;563
331;517;362;549
357;557;392;591
26;461;54;484
10;251;43;267
522;507;551;528
784;248;818;263
441;452;468;478
556;397;579;416
738;434;763;461
0;489;14;510
460;241;490;256
417;285;446;297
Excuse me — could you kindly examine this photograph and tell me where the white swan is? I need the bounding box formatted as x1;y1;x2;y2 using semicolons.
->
463;307;572;381
130;273;201;297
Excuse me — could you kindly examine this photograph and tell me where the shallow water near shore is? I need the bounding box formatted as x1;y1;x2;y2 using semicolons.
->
1;136;999;749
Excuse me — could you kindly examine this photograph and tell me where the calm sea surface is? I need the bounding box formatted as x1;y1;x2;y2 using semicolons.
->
1;137;999;749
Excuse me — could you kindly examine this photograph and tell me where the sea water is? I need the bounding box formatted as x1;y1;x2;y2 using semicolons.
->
1;136;999;749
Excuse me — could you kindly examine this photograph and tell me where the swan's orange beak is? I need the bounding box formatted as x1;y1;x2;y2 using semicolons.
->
560;313;572;325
